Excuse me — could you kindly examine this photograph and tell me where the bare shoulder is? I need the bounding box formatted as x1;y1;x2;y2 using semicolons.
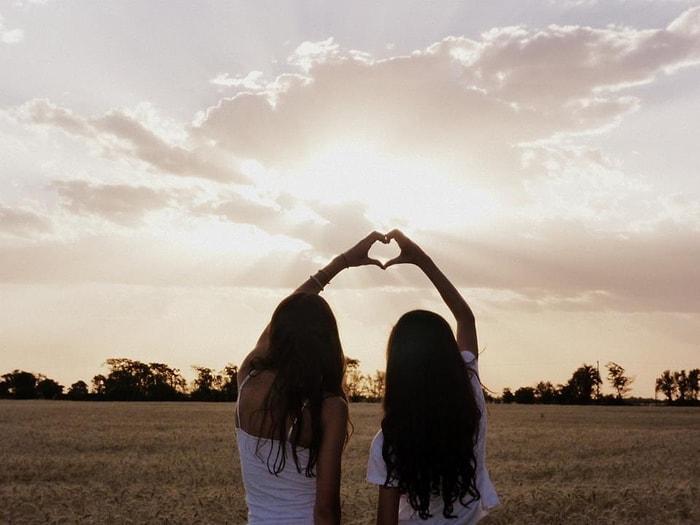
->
321;395;349;423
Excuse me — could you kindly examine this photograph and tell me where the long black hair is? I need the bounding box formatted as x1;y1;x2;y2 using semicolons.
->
252;293;349;476
381;310;481;519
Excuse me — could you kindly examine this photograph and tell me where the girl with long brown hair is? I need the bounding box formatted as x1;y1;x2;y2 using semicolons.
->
237;231;386;524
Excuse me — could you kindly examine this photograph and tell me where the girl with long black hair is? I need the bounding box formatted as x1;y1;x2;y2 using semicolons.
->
367;230;499;524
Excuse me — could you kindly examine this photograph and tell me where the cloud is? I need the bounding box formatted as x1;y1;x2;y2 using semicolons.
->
0;13;24;44
457;12;700;108
13;7;700;198
194;190;379;256
14;99;243;182
4;7;699;316
420;221;700;313
210;71;265;90
193;189;284;231
0;204;51;236
193;7;700;186
50;180;177;226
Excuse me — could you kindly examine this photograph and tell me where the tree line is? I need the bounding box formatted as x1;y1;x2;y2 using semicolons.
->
0;359;239;402
496;362;699;406
1;358;697;405
0;357;384;402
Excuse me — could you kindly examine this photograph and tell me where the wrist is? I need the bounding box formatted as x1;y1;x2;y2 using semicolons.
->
332;252;350;269
312;256;345;290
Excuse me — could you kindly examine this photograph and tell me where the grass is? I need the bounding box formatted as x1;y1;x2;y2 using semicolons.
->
1;401;698;524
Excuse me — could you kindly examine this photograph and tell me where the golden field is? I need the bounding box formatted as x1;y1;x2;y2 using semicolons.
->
1;401;698;524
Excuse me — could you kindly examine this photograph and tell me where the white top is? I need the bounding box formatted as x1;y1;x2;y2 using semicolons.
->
236;374;316;524
366;351;499;524
236;430;316;524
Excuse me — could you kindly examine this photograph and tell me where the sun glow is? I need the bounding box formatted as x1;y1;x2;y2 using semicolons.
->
291;142;502;231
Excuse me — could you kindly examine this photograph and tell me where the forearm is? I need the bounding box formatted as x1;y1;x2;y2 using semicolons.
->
416;255;473;322
294;254;349;295
415;253;478;353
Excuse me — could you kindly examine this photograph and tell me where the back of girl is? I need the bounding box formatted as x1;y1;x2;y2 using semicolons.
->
236;232;388;525
237;293;347;523
366;230;499;524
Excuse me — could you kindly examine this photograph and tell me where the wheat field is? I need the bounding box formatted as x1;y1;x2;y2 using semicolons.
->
1;400;698;524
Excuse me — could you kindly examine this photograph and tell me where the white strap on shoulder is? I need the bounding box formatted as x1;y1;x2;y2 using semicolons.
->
236;373;254;428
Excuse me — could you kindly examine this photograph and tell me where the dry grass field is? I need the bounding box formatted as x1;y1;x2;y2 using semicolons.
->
1;400;698;524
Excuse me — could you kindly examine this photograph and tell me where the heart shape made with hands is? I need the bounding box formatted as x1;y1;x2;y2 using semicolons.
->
368;237;401;267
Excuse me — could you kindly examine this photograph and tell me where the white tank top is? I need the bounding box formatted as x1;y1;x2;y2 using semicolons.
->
236;374;315;524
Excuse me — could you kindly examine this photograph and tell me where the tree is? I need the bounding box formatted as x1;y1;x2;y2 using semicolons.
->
191;364;237;402
501;387;515;404
688;369;700;401
98;358;186;401
146;362;186;401
191;366;218;401
514;386;536;404
345;357;365;401
365;370;385;402
92;374;107;398
67;380;90;400
561;364;602;404
655;370;677;402
0;370;65;399
674;369;700;404
654;369;700;405
36;378;64;399
606;361;635;400
220;364;238;402
342;358;385;402
0;373;13;398
675;370;690;402
534;381;558;404
10;371;37;399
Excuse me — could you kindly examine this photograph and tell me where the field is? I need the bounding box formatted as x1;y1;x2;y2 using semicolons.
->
1;401;698;524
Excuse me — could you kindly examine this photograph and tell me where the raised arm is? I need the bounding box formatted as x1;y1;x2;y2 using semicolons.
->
293;230;387;295
384;229;478;356
239;231;388;381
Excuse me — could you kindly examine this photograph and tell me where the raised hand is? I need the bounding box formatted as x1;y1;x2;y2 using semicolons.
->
383;229;428;269
342;231;389;269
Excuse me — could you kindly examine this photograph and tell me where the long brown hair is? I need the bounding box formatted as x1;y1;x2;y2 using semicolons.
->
252;293;349;476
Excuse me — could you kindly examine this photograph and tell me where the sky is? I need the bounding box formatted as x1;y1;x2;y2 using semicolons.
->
1;0;699;398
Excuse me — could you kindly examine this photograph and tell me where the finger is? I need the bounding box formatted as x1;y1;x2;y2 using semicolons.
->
369;230;389;244
385;229;405;244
